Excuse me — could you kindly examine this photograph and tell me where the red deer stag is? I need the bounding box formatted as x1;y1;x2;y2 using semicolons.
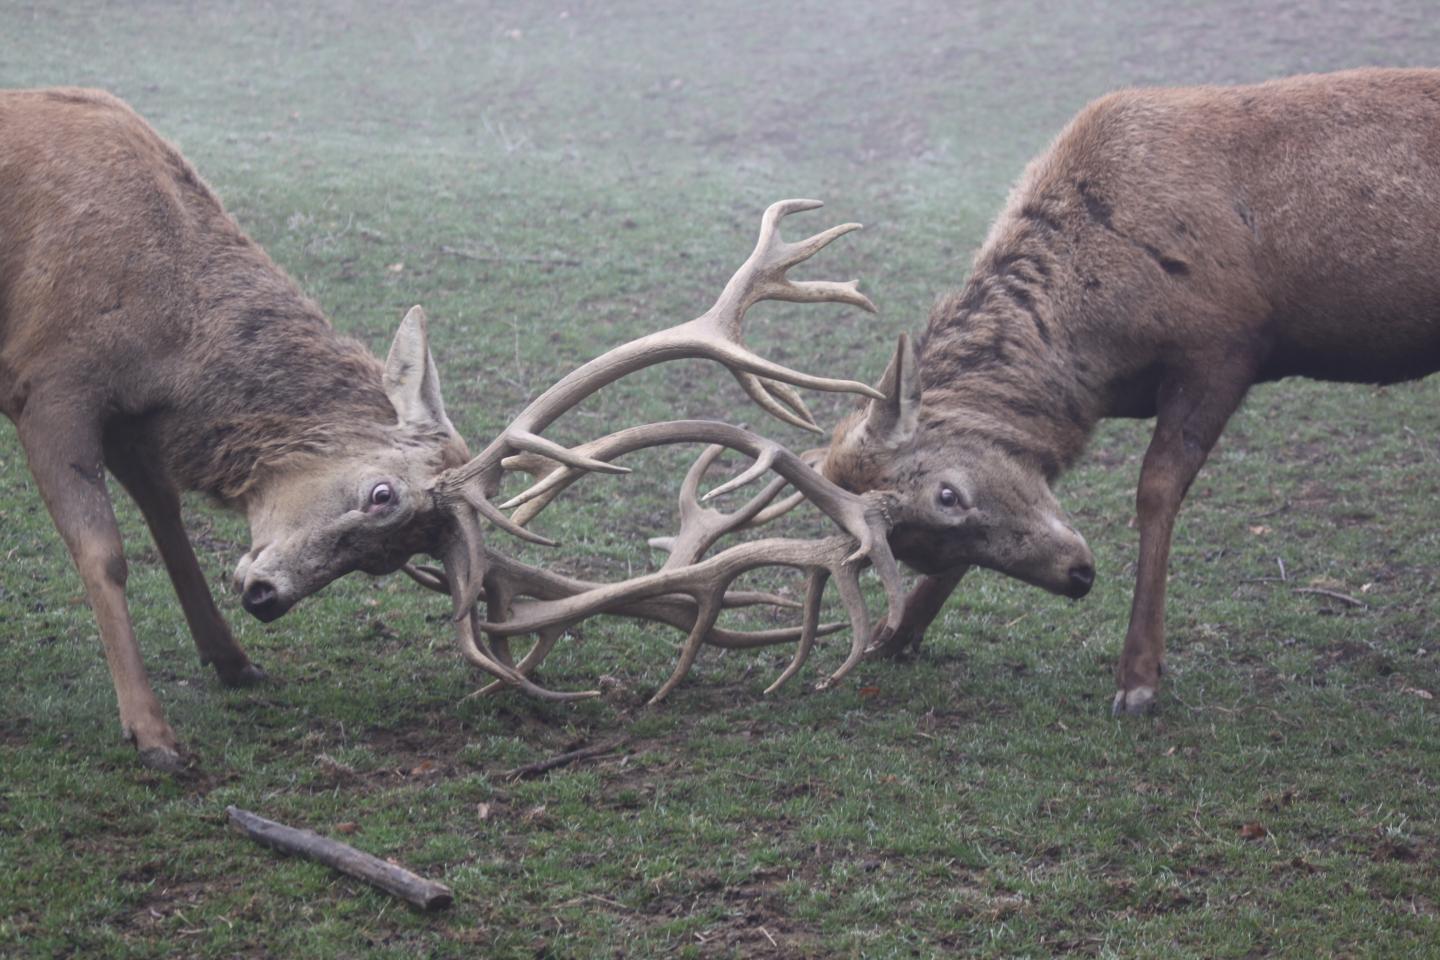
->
823;68;1440;716
2;88;898;768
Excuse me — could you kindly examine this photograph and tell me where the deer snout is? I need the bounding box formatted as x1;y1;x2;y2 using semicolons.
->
240;579;288;622
234;545;296;622
1066;562;1096;599
1037;514;1095;600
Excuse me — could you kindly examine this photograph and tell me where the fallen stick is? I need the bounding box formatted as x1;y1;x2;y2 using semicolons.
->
226;806;453;911
502;738;628;781
1292;587;1367;608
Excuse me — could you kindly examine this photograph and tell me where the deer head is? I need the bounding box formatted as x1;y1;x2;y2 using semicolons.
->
824;335;1096;599
232;307;469;621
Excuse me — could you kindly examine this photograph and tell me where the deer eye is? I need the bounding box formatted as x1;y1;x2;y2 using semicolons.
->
368;482;395;511
937;485;967;510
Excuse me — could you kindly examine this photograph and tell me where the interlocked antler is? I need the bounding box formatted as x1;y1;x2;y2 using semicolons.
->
422;200;899;698
471;422;903;700
404;546;846;700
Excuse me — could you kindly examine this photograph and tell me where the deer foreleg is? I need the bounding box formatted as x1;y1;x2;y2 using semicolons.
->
19;408;182;769
1115;370;1250;716
867;567;969;658
105;441;264;687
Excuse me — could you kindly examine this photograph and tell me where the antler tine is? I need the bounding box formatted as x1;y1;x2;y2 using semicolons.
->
689;335;884;400
648;593;726;704
469;624;567;699
699;446;776;503
763;569;830;694
504;429;632;476
732;372;821;434
677;443;726;526
482;570;518;670
737;445;829;529
815;561;873;691
707;620;847;649
661;443;793;569
403;562;450;593
455;489;555;546
708;199;878;331
452;607;599;702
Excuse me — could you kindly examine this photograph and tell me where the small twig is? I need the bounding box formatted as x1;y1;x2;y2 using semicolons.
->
226;807;453;911
439;244;582;267
556;893;633;911
502;739;628;781
1276;557;1287;582
1251;500;1292;520
1240;576;1287;584
1293;587;1367;608
759;926;778;947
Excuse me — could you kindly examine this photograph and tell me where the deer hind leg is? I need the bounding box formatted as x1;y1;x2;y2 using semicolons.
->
1114;366;1253;716
17;407;182;769
869;567;969;657
105;440;265;687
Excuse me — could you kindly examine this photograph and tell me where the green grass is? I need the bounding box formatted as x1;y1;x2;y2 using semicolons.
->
2;1;1439;957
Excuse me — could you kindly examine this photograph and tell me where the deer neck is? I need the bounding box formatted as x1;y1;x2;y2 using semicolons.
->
915;258;1098;482
158;274;397;503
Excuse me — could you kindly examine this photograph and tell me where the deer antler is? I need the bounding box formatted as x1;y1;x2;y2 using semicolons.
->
403;544;846;699
476;423;904;701
425;200;894;698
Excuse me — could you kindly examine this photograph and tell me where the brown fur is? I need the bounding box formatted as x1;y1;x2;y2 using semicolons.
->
1;89;465;767
0;91;403;492
826;68;1440;710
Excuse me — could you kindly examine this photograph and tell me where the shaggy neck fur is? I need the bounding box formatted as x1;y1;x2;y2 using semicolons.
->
154;206;399;501
916;222;1099;481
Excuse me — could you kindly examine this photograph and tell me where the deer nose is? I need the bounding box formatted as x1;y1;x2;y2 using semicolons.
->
241;580;285;622
1067;563;1095;599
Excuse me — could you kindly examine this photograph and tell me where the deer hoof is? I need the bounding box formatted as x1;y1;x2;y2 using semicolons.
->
867;626;923;659
1111;686;1157;717
219;662;268;688
137;745;188;774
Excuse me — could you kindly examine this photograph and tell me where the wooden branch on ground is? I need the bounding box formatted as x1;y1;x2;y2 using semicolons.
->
502;738;628;781
226;806;453;911
1293;587;1367;608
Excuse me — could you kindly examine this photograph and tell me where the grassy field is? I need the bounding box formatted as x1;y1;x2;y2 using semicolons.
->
2;1;1438;956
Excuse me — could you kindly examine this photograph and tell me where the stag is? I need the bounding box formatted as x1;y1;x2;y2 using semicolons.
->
2;87;901;768
822;68;1440;715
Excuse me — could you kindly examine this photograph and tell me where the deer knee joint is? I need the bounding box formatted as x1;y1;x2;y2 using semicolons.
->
1135;473;1179;520
79;543;129;588
106;551;129;587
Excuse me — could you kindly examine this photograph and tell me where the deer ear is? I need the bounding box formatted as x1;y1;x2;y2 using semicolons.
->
860;333;921;449
384;305;456;435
